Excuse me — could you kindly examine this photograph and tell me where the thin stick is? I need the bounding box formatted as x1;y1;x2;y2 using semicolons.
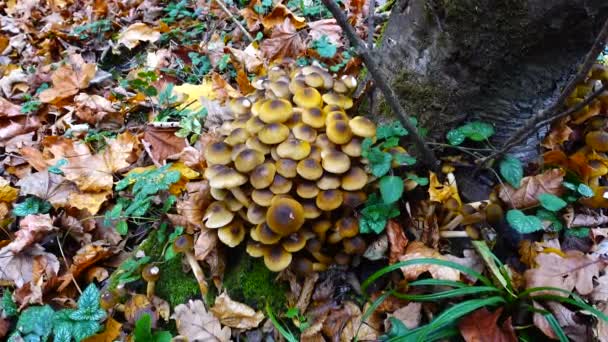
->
480;18;608;164
56;236;82;295
321;0;439;171
213;0;254;42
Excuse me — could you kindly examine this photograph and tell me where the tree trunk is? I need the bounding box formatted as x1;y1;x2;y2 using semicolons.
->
376;0;608;167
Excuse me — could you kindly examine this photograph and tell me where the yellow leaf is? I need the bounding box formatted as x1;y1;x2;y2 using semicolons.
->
173;81;216;112
168;162;200;195
428;172;462;206
210;292;264;329
117;23;160;49
68;191;111;215
0;177;18;203
83;317;122;342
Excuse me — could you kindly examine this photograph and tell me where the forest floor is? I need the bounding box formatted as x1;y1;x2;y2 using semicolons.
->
1;0;608;341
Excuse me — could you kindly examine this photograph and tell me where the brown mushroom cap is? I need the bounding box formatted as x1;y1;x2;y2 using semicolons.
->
258;123;290;144
209;167;247;189
275;158;298;178
230;187;251;207
257;223;282;244
301;200;322;219
314;134;337;151
246;241;266;257
218;220;246;247
246;115;266;134
230;143;248;161
322;93;353;109
308;145;322;161
224;127;250;146
296;158;324;180
296;181;320;199
317;173;341;190
293;87;322;108
246;136;271;154
266;197;305;236
173;234;194;253
336;216;359;238
204;142;232;165
302;108;326;128
284;111;302;128
142;264;160;282
304;72;325;88
224;194;244;211
204;164;227;180
269;174;293;194
250;162;276;189
252;189;274;206
263;245;293;272
312;219;332;241
291;123;318;142
289;76;308;94
260;99;293;123
229;97;252;116
321;150;351;174
267;80;291;99
349;116;377;138
210;187;228;201
323;104;344;115
246;204;267;225
341;167;368;191
282;232;307;252
277;138;311;160
325;111;349;123
342;191;368;208
343;236;366;254
341;137;362;157
203;201;235;228
234;148;265;173
316;189;343;211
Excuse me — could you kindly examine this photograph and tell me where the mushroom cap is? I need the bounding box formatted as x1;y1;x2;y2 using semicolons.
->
302;200;322;219
229;97;252;116
250;162;276;189
316;189;343;211
293;87;322;108
312;219;332;241
343;236;366;254
208;167;247;189
292;257;314;276
323;104;344;115
334;252;351;265
297;158;324;180
203;201;235;228
341;137;362;157
252;189;274;206
282;232;307;252
308;145;322;161
224;128;250;146
296;181;320;199
246;136;271;154
263;245;293;272
204;164;228;179
589;159;608;177
342;190;367;208
333;79;348;94
230;187;251;207
304;72;325;88
204;142;232;165
341;74;357;90
142;264;160;282
321;150;351;174
266;197;305;236
256;222;282;244
322;93;353;109
305;238;322;253
230;143;248;161
246;115;266;134
277;138;311;160
267;80;291;99
341;167;368;191
210;187;228;201
222;194;243;212
325;111;349;123
302;108;326;128
246;241;266;257
269;174;293;194
173;234;194;253
289;76;308;94
234;148;265;173
336;216;359;238
291;123;318;142
218;220;246;247
251;99;266;116
275;158;298;178
258;123;290;144
314;134;336;151
260;99;293;124
284;111;302;128
317;173;341;190
349;116;377;138
246;204;267;224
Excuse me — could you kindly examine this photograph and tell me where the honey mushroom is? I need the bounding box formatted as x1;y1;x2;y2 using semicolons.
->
173;235;208;295
142;264;160;298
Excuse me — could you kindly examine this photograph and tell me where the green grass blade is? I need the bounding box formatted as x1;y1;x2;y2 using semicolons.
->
394;286;500;301
266;304;298;342
361;258;494;292
529;294;608;322
472;241;516;297
544;313;569;342
408;279;469;288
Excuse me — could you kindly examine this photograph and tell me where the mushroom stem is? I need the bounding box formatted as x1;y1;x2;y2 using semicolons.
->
439;214;464;231
146;282;155;299
185;251;208;295
439;230;469;238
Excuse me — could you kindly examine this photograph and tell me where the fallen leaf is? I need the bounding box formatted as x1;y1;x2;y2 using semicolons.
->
261;4;307;30
0;317;10;339
541;118;573;150
0;244;60;287
229;44;264;73
172;299;231;341
533;301;591;341
17;171;77;208
363;234;388;261
563;208;608;228
595;302;608;341
9;214;55;253
19;146;49;171
0;115;41;143
428;172;462;206
173;80;216;112
39;60;97;103
0;176;18;202
340;301;380;341
398;241;460;281
261;18;305;61
386;220;408;264
58;241;115;291
210;292;264;329
68;190;111;215
543;150;591;180
385;303;422;330
0;97;21;117
592;274;608;302
176;181;211;228
143;126;187;164
308;19;343;46
82;317;122;342
498;168;565;209
458;307;517;342
117;22;161;49
73;93;116;124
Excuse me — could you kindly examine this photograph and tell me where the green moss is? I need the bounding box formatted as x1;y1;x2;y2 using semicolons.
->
155;257;201;308
223;254;287;312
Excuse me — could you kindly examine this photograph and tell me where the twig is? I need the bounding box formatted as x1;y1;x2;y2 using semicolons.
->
213;0;254;42
56;236;82;295
479;18;608;164
321;0;439;171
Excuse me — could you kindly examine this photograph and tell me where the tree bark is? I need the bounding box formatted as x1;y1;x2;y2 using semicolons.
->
376;0;608;165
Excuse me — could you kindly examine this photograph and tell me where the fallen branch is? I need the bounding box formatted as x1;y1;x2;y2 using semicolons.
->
213;0;254;42
320;0;440;171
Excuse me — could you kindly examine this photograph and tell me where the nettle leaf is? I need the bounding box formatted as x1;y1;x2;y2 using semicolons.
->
506;209;543;233
376;122;408;140
538;193;567;212
367;148;392;177
577;183;594;198
446;129;465;146
1;291;17;317
312;35;337;58
535;208;564;232
16;305;55;340
459;121;495;141
12;197;51;217
379;176;404;204
499;154;523;188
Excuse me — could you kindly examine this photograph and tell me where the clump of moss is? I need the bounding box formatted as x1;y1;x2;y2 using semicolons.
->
155;256;201;308
223;254;287;312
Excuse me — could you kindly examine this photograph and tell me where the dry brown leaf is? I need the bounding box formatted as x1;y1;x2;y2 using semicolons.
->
564;209;608;228
19;146;48;171
541;118;573;150
210;292;265;329
340;301;379;341
143;126;187;164
172;299;231;341
386;220;408;264
68;190;111;215
444;249;484;283
498;168;565;208
117;22;160;49
82;317;122;342
428;172;462;205
58;241;115;291
384;303;421;330
363;234;388;261
236;66;255;95
524;251;601;296
0;317;10;339
195;228;218;262
0;97;21;117
0;177;18;203
17;171;77;208
73;93;116;124
261;4;307;30
592;274;608;302
9;214;55;253
308;19;343;46
261;18;305;61
595;303;608;341
0;115;41;143
458;307;517;342
0;244;60;287
229;44;264;73
533;301;591;341
398;241;460;281
39;61;96;103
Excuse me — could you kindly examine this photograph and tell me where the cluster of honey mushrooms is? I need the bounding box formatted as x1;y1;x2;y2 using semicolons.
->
202;65;378;272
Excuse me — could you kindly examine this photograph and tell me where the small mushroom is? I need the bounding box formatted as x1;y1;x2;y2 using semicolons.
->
282;232;307;252
246;116;266;134
334;252;351;265
292;123;318;142
317;173;341;190
304;72;325;88
263;244;293;272
246;241;266;257
266;197;305;236
342;190;367;208
312;219;332;241
341;167;368;191
297;158;324;180
229;97;252;116
269;174;293;194
485;203;504;225
296;181;320;199
277;138;311;160
208;167;247;189
260;99;293;123
256;222;283;244
343;236;366;255
293;87;322;108
302;200;322;219
203;201;235;228
258;123;290;144
292;257;327;276
321;150;351;174
325;111;349;123
322;93;353;109
224;128;250;146
100;291;125;311
250;162;276;189
246;204;267;224
315;133;337;151
252;189;274;206
349;116;377;138
342;137;362;157
326;120;353;144
246;136;271;154
316;189;343;211
305;238;332;263
234;148;265;173
302;108;326;128
142;264;160;298
267;80;291;98
204;142;232;165
336;217;359;238
173;235;208;295
275;158;298;178
218;220;246;247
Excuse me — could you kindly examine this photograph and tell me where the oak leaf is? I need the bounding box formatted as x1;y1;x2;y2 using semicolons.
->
0;244;60;287
398;241;460;281
117;23;161;49
210;292;264;329
68;191;111;215
172;299;231;342
261;18;305;61
58;241;115;291
498;168;565;208
458;307;517;342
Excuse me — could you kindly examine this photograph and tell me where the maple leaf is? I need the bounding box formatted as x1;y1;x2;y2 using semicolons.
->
73;93;116;124
260;18;305;61
39;58;97;104
308;19;343;46
68;190;112;215
398;241;460;281
172;299;231;342
458;307;517;342
261;4;307;30
498;168;565;208
117;22;161;49
8;214;56;253
0;244;59;288
229;44;263;73
210;292;264;329
17;171;77;208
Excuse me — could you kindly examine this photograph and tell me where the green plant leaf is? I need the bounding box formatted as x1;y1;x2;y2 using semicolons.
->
116;220;128;235
562;181;577;191
565;227;590;238
446;129;465;146
134;314;153;342
406;174;429;186
394;286;500;301
266;304;298;342
535;209;564;231
376;122;408;140
16;305;55;340
382;317;409;339
393;153;416;166
12;197;51;217
459;121;495;141
499;154;523;188
577;183;594;197
544;313;569;342
506;209;543;233
312;35;337;58
1;291;17;317
538;193;567;212
379;176;404;204
366;148;393;177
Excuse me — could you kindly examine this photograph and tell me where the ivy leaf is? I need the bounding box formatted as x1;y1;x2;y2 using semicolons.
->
1;291;17;317
379;176;404;204
312;35;337;58
499;155;523;188
577;184;594;198
506;209;543;233
16;305;55;340
538;193;567;212
366;148;392;177
535;208;564;232
446;129;465;146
